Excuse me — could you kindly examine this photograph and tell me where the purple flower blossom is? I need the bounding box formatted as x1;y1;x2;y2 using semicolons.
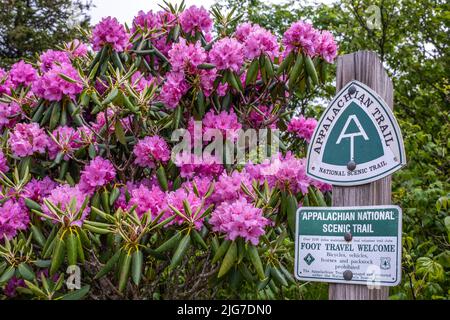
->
159;72;189;109
131;71;155;92
8;123;50;157
43;184;90;227
23;177;57;203
65;39;89;58
133;135;171;168
0;101;21;130
4;277;26;298
48;126;83;160
175;152;224;179
209;37;244;72
248;105;277;129
0;150;8;173
287;115;318;143
0;199;30;240
79;157;116;194
39;50;71;72
128;184;166;217
209;170;252;205
0;68;13;95
317;30;338;63
165;188;206;230
179;6;213;36
210;198;270;245
9;61;37;88
202;109;242;142
282;21;320;57
132;10;157;32
241;26;279;60
92;17;130;52
168;39;207;73
33;63;83;101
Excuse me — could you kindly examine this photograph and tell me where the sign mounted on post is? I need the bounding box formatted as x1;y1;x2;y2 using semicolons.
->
294;206;402;286
306;80;406;186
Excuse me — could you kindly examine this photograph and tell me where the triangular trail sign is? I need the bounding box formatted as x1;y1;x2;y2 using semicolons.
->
307;80;406;186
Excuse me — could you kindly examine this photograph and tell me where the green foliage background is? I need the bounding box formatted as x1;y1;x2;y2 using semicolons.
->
216;0;450;300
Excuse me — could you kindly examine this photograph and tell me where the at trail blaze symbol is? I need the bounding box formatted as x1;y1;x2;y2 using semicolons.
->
336;115;369;162
307;81;406;186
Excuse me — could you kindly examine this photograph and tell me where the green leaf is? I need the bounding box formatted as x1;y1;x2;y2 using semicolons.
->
218;241;237;278
18;263;35;281
102;87;119;105
156;165;169;191
49;103;61;130
114;120;127;145
270;266;288;287
60;285;91;300
245;59;259;85
197;63;216;70
94;250;121;279
212;239;231;264
118;251;132;292
191;229;208;250
288;53;304;90
50;236;65;276
0;266;16;284
170;233;191;269
305;55;319;85
155;232;182;253
131;250;143;286
286;194;298;238
66;232;78;266
30;224;45;247
247;245;265;281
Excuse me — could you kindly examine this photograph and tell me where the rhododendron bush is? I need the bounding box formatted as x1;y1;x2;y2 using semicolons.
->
0;2;337;300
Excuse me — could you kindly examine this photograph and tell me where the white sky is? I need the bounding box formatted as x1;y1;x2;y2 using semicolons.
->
89;0;305;25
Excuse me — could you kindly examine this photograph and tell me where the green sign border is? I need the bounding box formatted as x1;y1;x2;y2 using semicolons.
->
306;81;406;186
294;205;403;286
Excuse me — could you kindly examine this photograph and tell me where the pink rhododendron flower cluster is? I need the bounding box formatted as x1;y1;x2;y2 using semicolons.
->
39;50;70;72
8;123;50;157
282;21;320;57
92;17;130;52
179;5;213;36
48;126;83;160
317;31;338;63
0;102;21;130
9;61;37;88
33;63;83;101
65;39;89;58
209;170;252;205
198;109;243;142
210;198;270;245
168;39;207;73
159;72;189;109
248;105;277;129
0;150;9;173
131;71;155;92
175;153;224;179
128;184;166;217
0;68;13;95
132;10;158;32
43;184;90;227
287;115;318;142
209;38;244;72
165;188;206;230
133;135;171;168
236;24;279;60
246;152;310;194
23;177;57;203
0;199;30;240
79;157;116;194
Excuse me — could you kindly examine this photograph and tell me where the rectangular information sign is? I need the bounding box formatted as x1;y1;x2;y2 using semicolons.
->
295;206;402;286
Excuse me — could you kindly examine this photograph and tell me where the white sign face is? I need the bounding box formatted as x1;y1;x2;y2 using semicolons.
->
294;206;402;286
307;80;406;186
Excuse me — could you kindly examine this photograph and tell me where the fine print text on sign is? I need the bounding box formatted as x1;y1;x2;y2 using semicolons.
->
295;206;402;286
306;80;406;186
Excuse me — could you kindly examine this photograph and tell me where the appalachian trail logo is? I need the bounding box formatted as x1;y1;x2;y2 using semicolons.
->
307;81;406;186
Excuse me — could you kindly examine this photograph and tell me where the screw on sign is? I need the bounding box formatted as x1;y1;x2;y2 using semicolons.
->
300;51;406;300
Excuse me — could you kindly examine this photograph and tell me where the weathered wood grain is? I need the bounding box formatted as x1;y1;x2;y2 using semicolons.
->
329;51;393;300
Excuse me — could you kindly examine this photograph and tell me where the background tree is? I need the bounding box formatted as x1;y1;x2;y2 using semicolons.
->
217;0;450;299
0;0;92;67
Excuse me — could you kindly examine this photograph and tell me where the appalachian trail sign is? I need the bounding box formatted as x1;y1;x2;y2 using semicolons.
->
294;206;402;286
306;80;406;186
299;51;406;300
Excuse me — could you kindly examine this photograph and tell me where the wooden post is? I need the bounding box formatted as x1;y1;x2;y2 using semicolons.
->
329;51;393;300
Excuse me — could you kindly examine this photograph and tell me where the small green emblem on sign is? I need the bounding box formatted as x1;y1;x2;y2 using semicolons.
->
304;253;315;265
